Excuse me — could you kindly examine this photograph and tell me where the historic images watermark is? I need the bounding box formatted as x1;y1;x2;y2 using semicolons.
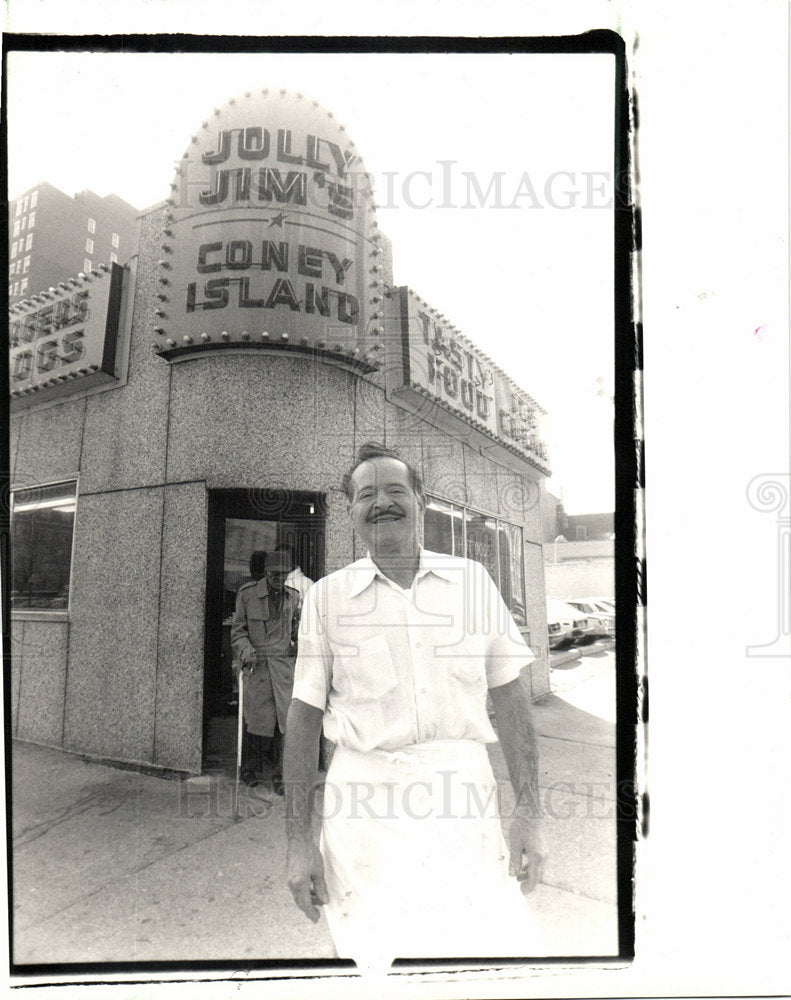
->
177;773;622;823
170;156;617;216
746;474;790;657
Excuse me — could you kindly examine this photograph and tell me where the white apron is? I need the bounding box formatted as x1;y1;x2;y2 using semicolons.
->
318;739;543;969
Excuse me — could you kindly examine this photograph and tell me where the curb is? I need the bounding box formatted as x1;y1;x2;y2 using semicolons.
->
550;637;614;669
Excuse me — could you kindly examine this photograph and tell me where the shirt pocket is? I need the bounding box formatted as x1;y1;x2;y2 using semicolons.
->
334;635;399;702
449;658;486;688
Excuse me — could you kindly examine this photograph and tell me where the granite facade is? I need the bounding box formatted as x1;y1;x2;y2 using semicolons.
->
78;255;171;494
523;541;551;697
421;430;467;506
14;620;70;746
165;353;355;494
63;489;162;763
352;376;387;449
11;397;85;486
461;445;502;515
153;482;208;772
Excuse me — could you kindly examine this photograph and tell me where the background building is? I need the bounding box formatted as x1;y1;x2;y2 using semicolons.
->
8;182;139;306
542;490;614;599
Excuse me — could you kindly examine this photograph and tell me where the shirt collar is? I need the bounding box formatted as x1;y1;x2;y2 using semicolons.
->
347;548;457;599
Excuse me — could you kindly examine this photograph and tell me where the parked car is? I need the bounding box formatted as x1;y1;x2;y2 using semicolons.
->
566;599;615;639
587;596;615;613
546;597;593;649
547;617;574;650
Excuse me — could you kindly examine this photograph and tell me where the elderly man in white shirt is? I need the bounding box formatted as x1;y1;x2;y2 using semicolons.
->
284;442;545;967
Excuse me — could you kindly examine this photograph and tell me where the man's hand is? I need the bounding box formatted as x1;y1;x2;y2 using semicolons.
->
508;815;546;894
240;647;257;672
287;836;329;922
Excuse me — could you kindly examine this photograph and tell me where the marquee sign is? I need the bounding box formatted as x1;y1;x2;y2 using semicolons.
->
387;286;550;473
9;263;126;404
154;89;387;370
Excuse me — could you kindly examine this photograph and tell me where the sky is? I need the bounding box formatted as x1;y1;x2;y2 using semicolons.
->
7;50;615;513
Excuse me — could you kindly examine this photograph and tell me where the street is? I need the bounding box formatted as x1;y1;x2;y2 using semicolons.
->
551;644;616;723
10;644;620;968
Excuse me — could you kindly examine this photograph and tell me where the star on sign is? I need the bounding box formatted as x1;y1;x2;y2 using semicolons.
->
267;212;287;228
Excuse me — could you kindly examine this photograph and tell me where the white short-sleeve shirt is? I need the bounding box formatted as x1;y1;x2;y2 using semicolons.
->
292;549;535;752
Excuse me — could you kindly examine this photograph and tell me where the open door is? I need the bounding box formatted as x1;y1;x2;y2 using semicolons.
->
202;488;326;774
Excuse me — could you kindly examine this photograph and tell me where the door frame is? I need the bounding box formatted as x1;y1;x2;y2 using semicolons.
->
201;488;327;766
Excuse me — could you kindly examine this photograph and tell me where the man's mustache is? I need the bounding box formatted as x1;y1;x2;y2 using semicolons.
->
367;506;404;523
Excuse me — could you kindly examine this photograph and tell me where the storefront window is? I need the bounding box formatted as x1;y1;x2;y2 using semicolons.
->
464;510;499;585
425;494;526;626
11;482;77;611
498;520;526;626
424;497;464;558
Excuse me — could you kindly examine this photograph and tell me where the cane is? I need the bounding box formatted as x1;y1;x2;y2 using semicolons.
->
233;666;245;822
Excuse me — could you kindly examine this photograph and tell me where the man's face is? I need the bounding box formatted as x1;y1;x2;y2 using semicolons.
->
265;556;290;594
348;457;424;553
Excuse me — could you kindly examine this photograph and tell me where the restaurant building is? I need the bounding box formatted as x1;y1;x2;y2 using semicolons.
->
8;89;552;774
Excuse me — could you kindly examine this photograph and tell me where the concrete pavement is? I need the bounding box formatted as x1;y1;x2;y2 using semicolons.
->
10;649;618;969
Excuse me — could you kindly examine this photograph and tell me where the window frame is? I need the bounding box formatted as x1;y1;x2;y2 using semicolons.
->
111;232;119;248
87;217;96;234
424;490;528;627
10;478;79;619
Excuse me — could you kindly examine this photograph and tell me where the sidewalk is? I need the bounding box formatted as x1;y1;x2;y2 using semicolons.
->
9;654;618;969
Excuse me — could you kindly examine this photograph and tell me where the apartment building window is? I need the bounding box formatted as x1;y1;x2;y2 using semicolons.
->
30;190;38;208
85;238;94;254
10;481;77;611
19;278;28;294
12;282;19;295
23;256;31;272
11;241;18;258
423;496;528;626
13;220;20;237
15;201;23;217
22;195;29;212
25;233;33;251
110;252;118;264
9;265;14;278
111;232;119;248
28;211;36;229
87;218;96;234
84;259;92;272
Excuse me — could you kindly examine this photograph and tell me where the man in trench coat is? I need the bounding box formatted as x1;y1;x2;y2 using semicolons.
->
232;549;301;790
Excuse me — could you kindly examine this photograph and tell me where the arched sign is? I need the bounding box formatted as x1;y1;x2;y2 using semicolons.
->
154;89;388;371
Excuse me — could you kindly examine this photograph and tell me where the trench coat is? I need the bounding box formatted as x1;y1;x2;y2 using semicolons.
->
230;579;300;735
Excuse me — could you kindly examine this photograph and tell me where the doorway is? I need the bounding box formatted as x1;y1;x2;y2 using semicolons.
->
202;488;326;774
